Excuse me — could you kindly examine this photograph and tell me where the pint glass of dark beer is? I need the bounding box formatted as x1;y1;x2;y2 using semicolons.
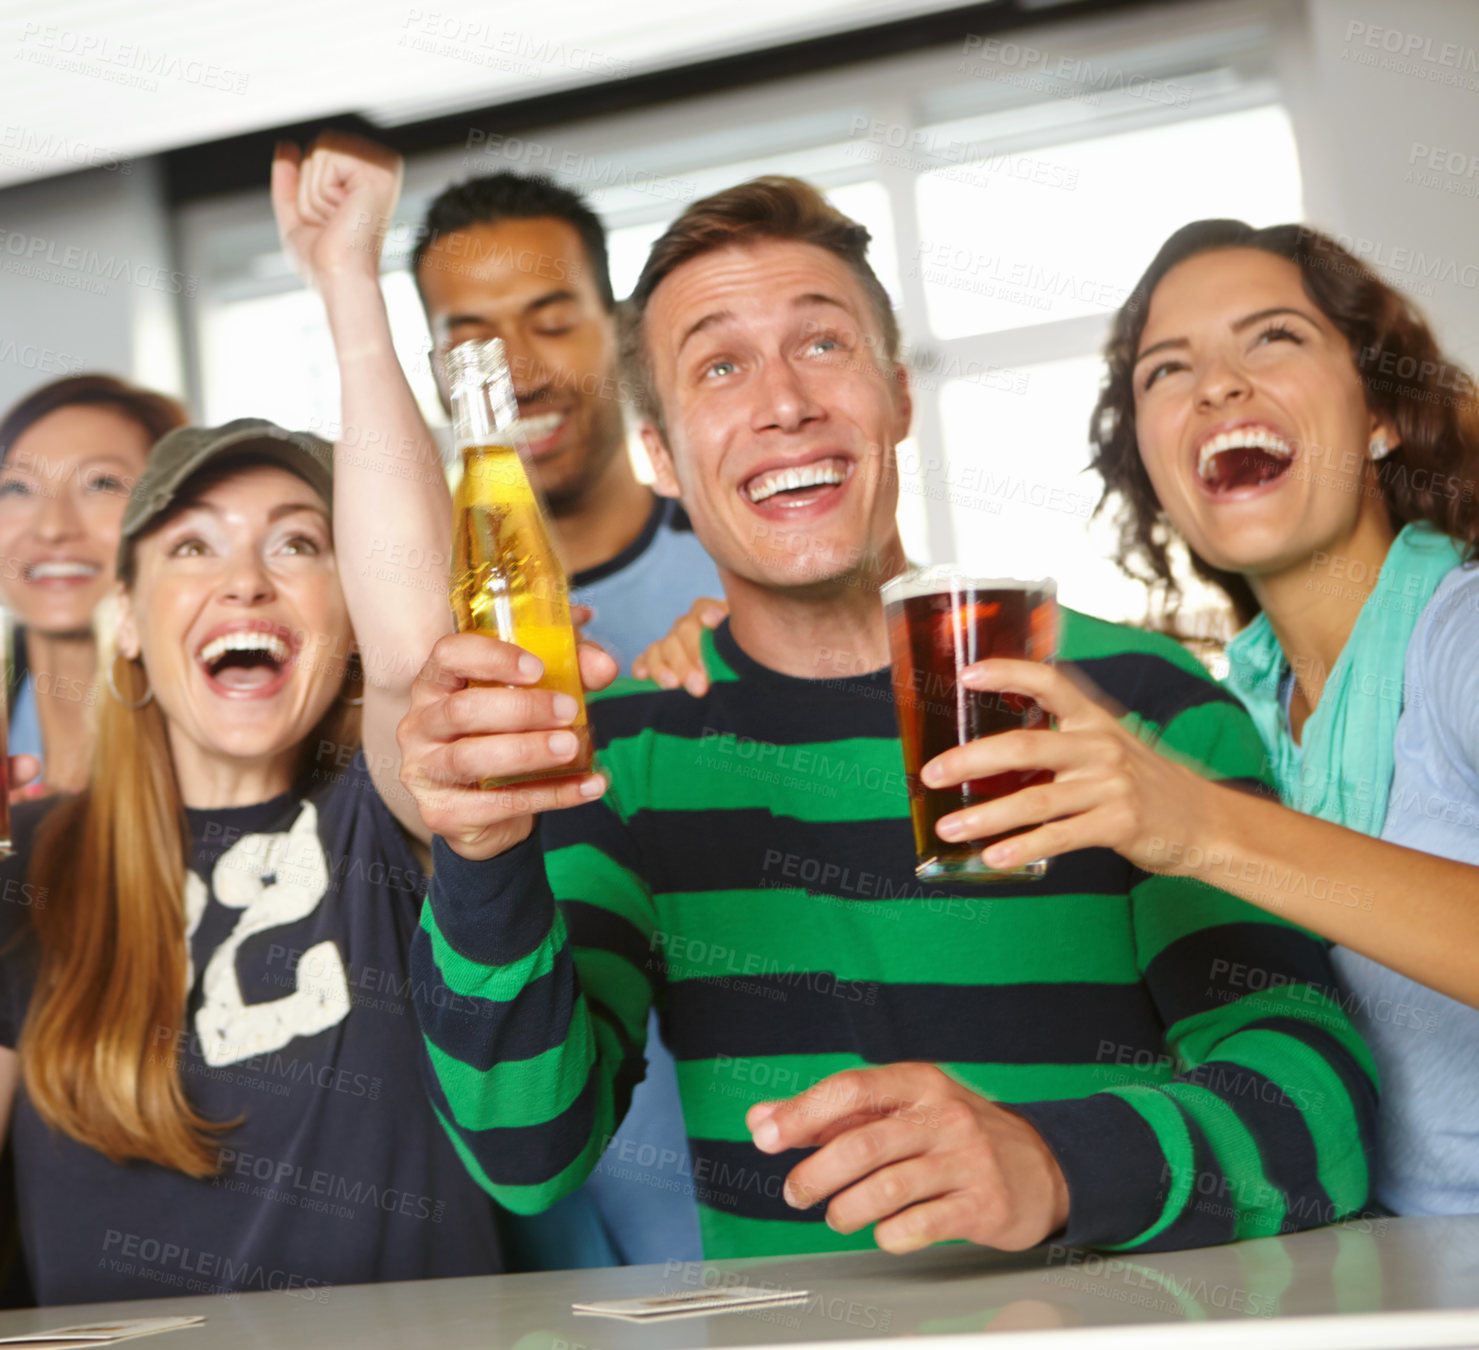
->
883;567;1057;883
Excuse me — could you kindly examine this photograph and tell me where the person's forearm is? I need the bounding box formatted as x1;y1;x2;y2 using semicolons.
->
411;834;620;1211
0;1047;16;1154
1012;871;1379;1251
321;270;452;699
1161;780;1479;1007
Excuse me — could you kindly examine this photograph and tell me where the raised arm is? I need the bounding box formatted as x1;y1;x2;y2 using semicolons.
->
271;132;453;837
398;632;655;1209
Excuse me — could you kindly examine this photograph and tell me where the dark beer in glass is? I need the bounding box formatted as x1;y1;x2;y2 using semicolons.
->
883;568;1056;883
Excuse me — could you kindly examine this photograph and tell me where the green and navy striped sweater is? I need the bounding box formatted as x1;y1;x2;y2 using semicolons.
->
413;610;1377;1258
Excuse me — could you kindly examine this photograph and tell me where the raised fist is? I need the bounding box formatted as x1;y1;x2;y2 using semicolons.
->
271;132;403;292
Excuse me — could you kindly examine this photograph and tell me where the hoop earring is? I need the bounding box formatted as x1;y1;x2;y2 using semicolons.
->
338;650;364;707
106;652;154;709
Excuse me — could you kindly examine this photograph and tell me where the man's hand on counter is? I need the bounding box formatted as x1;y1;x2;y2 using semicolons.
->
747;1063;1070;1255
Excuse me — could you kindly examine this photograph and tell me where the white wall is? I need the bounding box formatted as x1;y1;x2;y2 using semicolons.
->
1;0;1477;419
0;158;186;416
1292;0;1479;368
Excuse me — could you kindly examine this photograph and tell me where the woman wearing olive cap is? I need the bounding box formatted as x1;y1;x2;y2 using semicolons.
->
0;137;501;1304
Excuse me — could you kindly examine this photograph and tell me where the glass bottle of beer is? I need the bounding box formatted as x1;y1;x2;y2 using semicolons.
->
444;337;593;785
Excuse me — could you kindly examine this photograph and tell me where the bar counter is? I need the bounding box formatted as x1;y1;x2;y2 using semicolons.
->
2;1215;1476;1349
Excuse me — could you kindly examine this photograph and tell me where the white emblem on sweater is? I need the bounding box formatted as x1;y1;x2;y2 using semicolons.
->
194;802;350;1066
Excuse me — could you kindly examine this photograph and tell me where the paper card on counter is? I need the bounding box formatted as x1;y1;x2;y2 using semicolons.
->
572;1286;809;1321
0;1316;204;1347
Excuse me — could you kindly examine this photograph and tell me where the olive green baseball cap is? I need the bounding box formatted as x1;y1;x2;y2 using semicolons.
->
118;418;333;577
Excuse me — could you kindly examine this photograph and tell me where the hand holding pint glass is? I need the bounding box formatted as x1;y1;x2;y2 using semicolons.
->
883;567;1057;883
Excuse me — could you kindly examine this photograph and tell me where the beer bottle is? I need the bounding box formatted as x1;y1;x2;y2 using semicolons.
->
444;337;593;785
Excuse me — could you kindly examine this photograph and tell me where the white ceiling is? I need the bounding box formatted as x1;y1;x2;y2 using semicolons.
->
1;0;985;189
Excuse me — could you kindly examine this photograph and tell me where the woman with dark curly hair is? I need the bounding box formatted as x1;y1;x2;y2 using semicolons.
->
918;219;1479;1216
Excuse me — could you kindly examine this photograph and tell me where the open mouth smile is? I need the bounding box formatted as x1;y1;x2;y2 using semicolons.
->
24;559;101;585
516;409;570;458
1194;424;1295;497
194;623;297;698
743;455;853;511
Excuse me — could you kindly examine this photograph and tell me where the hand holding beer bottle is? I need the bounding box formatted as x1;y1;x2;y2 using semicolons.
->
445;337;594;787
397;630;613;862
398;340;608;859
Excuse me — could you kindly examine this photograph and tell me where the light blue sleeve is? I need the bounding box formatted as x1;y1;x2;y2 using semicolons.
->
574;519;722;671
1414;565;1479;777
8;672;43;768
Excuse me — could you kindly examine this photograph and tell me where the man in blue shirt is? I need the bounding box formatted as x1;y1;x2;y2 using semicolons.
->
412;169;717;1269
414;174;720;672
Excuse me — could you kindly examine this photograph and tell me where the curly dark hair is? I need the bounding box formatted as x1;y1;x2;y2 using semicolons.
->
1089;219;1479;625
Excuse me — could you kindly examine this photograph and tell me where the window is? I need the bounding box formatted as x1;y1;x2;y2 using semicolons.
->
196;267;440;435
912;100;1303;631
934;354;1136;617
916;105;1302;339
181;8;1300;637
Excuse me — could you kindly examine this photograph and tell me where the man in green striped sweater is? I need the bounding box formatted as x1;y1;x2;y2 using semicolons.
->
398;177;1376;1260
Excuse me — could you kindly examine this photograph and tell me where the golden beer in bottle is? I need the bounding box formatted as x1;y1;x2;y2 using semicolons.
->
444;338;593;785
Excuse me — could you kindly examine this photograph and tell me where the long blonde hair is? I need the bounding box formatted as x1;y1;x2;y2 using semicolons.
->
19;650;361;1176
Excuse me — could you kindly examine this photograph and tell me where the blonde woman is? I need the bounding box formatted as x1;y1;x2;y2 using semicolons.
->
0;136;492;1303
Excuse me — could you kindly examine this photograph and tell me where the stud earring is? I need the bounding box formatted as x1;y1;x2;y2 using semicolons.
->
1369;433;1393;461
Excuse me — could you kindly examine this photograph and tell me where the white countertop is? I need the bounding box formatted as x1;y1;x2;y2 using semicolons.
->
3;1215;1477;1349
